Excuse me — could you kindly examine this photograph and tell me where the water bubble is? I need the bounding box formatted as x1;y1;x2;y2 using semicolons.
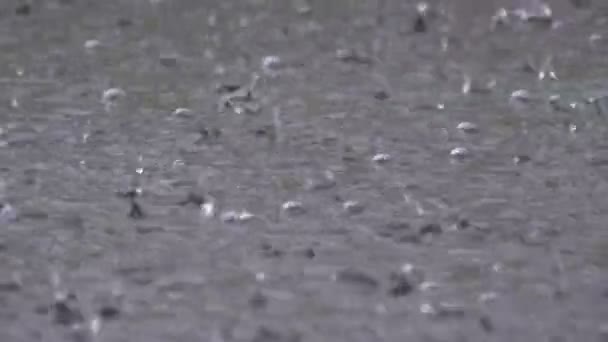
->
261;55;283;76
171;107;192;116
281;201;305;215
101;88;126;105
201;202;216;218
513;155;531;165
478;291;499;303
456;121;478;133
589;33;602;47
510;89;532;103
420;303;436;315
449;147;469;158
335;48;373;65
342;200;365;214
372;153;391;163
84;39;101;50
220;210;254;223
419;281;440;291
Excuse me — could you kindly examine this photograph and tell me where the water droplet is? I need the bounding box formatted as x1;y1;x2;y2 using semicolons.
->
478;291;499;303
456;121;478;133
84;39;101;50
510;89;532;102
220;210;254;223
449;147;469;158
281;201;305;215
255;272;266;282
101;88;126;104
171;107;192;116
342;200;364;214
420;303;436;315
372;153;391;163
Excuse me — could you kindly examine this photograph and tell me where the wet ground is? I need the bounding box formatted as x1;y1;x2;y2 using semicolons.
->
1;0;608;341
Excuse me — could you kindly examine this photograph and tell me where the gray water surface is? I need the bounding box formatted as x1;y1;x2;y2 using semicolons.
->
1;0;608;341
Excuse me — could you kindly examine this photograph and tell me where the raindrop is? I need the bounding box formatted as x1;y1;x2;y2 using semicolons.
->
537;56;558;81
456;121;479;133
513;155;531;165
101;88;126;105
462;75;496;94
171;107;192;116
281;201;305;215
420;303;436;315
372;153;391;163
84;39;101;50
335;48;373;65
478;291;499;303
449;147;469;159
342;200;365;214
220;210;254;223
510;89;532;103
419;281;440;291
589;33;602;47
261;55;283;76
304;169;336;191
89;316;102;336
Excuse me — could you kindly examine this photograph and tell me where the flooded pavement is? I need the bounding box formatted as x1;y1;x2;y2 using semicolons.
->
1;0;608;341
